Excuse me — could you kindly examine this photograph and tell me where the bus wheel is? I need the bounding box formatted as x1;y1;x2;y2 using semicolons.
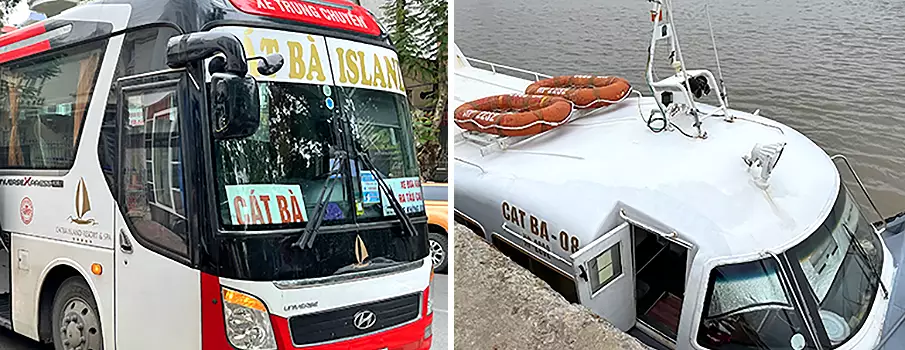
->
51;277;103;350
428;231;448;273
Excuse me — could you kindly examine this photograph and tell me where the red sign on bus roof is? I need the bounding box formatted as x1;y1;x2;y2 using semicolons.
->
228;0;381;36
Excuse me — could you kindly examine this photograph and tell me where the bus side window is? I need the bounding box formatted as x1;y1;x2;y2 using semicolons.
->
0;42;105;169
120;87;188;257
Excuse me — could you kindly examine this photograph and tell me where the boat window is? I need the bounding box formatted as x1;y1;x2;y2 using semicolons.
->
697;258;815;350
589;243;622;295
787;184;882;348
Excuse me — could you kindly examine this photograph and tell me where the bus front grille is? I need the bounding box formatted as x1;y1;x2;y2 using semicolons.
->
287;292;422;345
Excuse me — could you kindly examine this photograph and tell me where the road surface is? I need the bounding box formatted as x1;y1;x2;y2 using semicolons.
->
0;273;450;349
0;328;48;349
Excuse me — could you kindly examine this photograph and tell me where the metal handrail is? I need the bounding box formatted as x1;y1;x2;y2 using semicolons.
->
831;154;887;234
619;208;693;249
463;57;552;82
878;311;905;349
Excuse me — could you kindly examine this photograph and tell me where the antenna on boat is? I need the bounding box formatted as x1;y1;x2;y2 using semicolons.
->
705;3;732;118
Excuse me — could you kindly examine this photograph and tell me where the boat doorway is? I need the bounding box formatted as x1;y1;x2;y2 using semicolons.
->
631;224;689;348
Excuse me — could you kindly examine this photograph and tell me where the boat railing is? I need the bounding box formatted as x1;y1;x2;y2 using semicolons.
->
463;57;551;82
457;131;528;157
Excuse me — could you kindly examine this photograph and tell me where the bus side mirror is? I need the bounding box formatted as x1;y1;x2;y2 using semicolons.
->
250;53;285;76
166;32;248;76
209;72;260;140
165;32;261;140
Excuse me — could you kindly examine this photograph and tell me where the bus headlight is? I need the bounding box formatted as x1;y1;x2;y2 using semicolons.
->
221;288;277;350
427;270;434;315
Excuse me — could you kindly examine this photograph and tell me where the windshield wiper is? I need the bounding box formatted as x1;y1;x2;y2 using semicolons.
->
293;150;348;250
358;152;417;237
841;223;888;299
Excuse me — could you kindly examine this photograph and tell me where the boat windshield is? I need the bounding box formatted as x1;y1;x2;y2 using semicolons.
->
697;257;816;349
787;184;882;347
698;184;885;349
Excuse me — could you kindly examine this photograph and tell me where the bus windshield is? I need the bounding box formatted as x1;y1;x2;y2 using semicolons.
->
210;25;426;231
215;82;351;229
787;184;882;347
214;82;426;229
211;81;429;279
206;26;428;281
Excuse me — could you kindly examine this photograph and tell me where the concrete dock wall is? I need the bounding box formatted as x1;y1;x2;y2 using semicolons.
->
453;225;649;349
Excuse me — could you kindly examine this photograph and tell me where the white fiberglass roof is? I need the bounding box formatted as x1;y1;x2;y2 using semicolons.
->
453;58;840;259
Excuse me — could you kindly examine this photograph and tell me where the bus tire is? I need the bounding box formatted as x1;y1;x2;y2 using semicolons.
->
428;231;448;273
51;276;103;350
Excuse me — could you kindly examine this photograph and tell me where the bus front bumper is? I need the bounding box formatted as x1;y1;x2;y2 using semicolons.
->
270;311;433;350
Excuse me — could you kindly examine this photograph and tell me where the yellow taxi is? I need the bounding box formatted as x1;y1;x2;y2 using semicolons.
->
423;182;448;272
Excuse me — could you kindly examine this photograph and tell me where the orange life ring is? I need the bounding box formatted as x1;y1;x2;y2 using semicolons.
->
454;94;573;137
525;75;631;109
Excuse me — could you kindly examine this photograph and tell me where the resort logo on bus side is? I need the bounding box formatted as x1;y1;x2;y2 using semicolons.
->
69;178;97;226
56;177;111;245
211;27;405;95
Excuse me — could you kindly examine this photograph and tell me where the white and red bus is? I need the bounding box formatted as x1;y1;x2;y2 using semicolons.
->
0;0;434;349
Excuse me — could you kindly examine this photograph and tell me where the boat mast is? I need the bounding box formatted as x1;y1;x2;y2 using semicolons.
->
645;0;733;138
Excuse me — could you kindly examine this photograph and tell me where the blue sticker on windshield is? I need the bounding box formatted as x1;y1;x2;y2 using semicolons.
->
360;171;380;204
325;97;335;110
322;85;332;96
324;202;344;220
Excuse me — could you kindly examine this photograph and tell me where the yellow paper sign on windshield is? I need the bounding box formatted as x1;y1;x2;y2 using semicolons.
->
326;37;406;95
211;26;334;85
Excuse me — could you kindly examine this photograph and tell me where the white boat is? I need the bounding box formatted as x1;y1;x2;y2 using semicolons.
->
452;0;897;349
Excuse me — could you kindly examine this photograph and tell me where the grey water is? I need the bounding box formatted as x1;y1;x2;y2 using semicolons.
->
455;0;905;218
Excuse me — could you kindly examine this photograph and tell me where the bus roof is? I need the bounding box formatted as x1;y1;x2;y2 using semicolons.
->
215;0;381;36
0;0;387;65
453;58;841;260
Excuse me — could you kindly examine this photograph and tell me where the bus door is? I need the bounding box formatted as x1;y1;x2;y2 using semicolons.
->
113;71;200;349
570;222;636;330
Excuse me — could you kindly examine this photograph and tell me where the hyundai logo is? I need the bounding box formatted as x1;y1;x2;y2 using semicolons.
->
353;310;377;330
